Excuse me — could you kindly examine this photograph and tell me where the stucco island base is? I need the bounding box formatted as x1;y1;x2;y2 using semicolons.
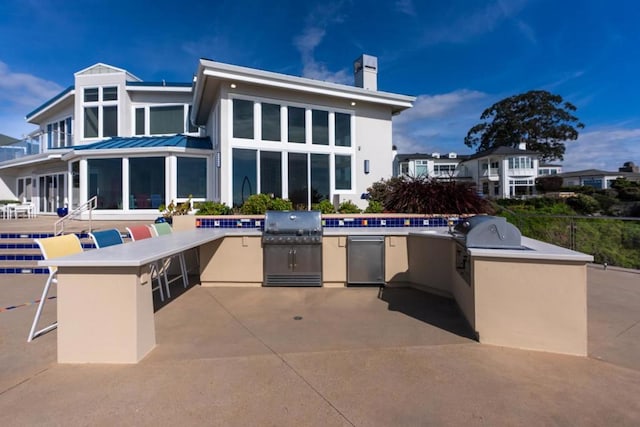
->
57;266;156;363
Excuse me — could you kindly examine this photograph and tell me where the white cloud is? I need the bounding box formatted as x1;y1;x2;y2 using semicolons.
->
293;2;351;84
421;0;529;45
563;127;640;171
0;61;63;109
393;89;489;154
0;61;62;137
395;0;416;16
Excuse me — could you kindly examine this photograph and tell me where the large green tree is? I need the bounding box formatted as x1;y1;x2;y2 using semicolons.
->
464;90;584;162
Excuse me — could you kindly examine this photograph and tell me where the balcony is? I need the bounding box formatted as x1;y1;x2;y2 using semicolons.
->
0;131;73;163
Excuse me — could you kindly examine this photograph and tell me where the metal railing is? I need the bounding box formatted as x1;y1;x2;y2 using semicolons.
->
497;208;640;270
54;196;98;236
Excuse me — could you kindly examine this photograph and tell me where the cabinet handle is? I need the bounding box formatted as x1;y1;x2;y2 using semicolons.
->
292;249;297;270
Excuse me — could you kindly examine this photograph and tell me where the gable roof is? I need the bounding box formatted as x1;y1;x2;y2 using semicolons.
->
72;135;212;151
463;145;540;161
26;86;75;121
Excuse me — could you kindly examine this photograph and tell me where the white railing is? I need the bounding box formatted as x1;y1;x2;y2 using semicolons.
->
54;196;98;236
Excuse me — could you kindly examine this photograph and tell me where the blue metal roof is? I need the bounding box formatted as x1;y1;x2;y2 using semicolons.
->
73;135;212;150
26;86;75;120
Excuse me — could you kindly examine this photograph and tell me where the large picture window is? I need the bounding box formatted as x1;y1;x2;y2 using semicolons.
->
129;157;165;209
261;103;281;141
177;157;207;198
88;158;122;209
233;99;254;139
150;106;184;135
311;154;329;202
288;152;308;209
312;110;328;145
335;113;351;146
103;106;118;137
83;86;118;139
232;148;257;207
335;155;352;190
288;107;305;143
260;151;282;198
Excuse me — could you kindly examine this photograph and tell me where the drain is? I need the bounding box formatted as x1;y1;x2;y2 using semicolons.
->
293;316;303;320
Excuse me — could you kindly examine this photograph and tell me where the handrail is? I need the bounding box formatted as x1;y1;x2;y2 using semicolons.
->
54;196;98;236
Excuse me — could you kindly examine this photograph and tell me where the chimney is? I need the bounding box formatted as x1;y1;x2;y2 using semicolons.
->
354;54;378;91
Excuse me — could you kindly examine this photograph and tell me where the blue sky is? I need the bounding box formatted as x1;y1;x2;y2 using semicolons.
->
1;0;639;172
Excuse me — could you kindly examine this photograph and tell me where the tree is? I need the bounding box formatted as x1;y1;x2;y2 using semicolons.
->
464;90;584;162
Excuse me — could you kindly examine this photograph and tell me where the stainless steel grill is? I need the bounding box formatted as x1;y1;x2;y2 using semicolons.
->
451;215;522;249
262;211;323;287
451;215;524;285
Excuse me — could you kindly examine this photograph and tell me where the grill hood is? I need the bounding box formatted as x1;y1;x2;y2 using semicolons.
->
452;215;522;249
263;211;322;236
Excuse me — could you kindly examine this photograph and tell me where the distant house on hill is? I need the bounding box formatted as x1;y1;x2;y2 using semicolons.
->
555;168;640;189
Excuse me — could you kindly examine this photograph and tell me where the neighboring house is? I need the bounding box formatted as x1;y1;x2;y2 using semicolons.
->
457;143;541;198
0;55;415;218
538;163;563;176
555;169;640;189
393;152;470;180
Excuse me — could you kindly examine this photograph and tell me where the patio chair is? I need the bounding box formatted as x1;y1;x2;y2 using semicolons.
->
88;228;124;249
28;233;83;342
150;222;190;290
126;225;169;301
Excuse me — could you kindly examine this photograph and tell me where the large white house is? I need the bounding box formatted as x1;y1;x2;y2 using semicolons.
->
394;143;547;198
0;55;415;218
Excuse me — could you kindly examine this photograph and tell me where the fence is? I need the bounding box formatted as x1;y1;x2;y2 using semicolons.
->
498;211;640;270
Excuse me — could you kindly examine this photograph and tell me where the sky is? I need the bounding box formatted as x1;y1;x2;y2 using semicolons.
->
1;0;639;172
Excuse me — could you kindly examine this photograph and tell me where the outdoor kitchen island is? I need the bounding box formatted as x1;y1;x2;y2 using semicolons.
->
194;217;593;357
43;216;593;363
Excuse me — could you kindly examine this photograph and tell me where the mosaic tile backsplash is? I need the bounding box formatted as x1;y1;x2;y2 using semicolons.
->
195;216;455;230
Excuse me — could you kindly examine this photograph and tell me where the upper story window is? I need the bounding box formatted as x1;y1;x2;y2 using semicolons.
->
233;99;254;139
134;104;198;136
415;160;428;176
508;156;533;169
434;164;457;175
231;98;352;148
46;117;72;148
83;86;118;139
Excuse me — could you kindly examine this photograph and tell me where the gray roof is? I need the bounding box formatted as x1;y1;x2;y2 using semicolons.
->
0;134;19;146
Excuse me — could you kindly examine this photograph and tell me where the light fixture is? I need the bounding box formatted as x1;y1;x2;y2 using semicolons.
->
230;83;237;89
364;160;370;174
350;101;356;106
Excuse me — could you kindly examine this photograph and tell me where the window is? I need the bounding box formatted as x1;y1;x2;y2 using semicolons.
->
83;86;118;138
335;113;351;146
288;152;308;208
312;110;328;145
84;107;99;138
71;161;80;209
103;86;118;101
311;154;330;202
233;99;254;139
129;157;165;209
415;160;428;177
509;157;533;169
335;155;351;190
150;106;184;135
260;151;282;198
177;157;207;198
232;148;256;207
88;158;122;209
434;164;456;175
261;103;281;141
84;88;98;102
103;106;118;137
135;108;145;135
288;107;305;143
400;162;409;175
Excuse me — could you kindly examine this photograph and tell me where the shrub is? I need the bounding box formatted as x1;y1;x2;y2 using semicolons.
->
364;200;384;213
159;196;191;218
338;200;361;214
312;199;335;214
566;194;600;214
268;197;293;211
240;194;292;214
194;201;233;215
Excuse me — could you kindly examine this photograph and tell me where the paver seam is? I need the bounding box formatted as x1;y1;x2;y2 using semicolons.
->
0;366;52;396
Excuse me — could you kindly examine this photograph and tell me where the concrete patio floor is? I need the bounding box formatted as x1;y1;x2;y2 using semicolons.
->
1;264;640;425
